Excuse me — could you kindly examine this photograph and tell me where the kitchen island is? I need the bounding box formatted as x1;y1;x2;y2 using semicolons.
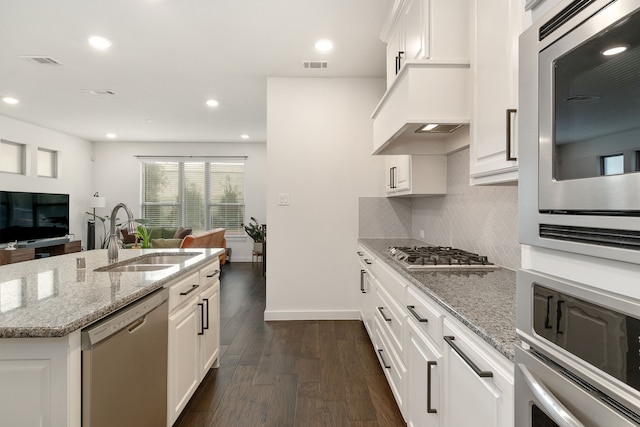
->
0;247;223;427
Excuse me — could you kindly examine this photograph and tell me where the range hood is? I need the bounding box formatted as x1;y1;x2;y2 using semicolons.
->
371;61;470;155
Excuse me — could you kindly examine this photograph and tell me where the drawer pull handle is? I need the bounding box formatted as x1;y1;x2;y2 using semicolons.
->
357;251;364;256
206;270;220;278
377;306;392;322
427;361;437;414
179;284;200;296
444;336;493;378
407;305;428;323
364;259;372;265
377;349;391;369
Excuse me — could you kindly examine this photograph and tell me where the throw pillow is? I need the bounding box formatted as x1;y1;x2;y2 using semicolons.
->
173;227;192;239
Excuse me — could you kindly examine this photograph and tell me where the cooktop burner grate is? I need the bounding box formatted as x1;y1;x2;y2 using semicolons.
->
388;246;497;270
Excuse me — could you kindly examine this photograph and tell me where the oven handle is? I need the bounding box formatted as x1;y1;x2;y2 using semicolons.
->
518;363;585;427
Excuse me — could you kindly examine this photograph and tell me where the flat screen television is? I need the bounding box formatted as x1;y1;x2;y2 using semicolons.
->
0;191;70;244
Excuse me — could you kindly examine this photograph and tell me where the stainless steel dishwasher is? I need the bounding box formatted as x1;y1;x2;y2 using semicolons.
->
81;288;169;427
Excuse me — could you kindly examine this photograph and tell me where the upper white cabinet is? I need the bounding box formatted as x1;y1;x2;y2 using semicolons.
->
469;0;522;185
373;0;470;155
384;155;447;197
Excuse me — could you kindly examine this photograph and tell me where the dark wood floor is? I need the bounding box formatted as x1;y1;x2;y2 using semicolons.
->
174;262;405;427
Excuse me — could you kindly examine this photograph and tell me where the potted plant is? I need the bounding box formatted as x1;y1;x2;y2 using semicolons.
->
135;225;152;249
243;217;264;253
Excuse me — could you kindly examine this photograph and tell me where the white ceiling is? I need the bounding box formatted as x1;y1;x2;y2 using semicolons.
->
0;0;390;143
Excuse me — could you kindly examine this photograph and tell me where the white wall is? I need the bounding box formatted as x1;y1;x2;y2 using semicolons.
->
266;77;386;320
0;115;93;246
91;141;266;261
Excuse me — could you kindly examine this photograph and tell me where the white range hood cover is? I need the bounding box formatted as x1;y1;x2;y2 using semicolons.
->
371;61;470;155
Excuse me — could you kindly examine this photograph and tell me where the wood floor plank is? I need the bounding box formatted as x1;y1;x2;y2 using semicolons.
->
176;263;406;427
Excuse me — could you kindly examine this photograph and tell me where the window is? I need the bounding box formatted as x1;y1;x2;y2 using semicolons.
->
602;154;624;176
141;159;245;236
0;140;26;174
37;148;58;178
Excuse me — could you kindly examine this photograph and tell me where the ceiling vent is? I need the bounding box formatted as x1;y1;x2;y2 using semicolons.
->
301;61;328;70
82;89;117;97
21;56;62;65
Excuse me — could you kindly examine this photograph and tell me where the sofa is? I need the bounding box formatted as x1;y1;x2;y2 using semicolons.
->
121;226;227;265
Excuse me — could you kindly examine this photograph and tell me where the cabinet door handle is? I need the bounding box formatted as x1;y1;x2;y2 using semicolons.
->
377;349;391;369
180;284;200;296
391;166;397;189
398;50;404;72
206;270;220;278
444;335;493;378
360;269;366;294
203;298;210;330
197;303;205;335
395;56;400;75
389;167;394;188
556;300;565;334
407;305;428;323
506;108;517;161
427;361;437;414
378;306;392;322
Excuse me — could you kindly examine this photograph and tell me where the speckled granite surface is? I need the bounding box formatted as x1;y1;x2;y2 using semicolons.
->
359;238;517;362
0;248;223;338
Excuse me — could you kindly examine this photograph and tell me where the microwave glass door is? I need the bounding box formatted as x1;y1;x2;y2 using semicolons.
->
538;1;640;212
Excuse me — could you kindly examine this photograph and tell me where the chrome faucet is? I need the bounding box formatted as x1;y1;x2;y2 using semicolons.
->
107;202;137;263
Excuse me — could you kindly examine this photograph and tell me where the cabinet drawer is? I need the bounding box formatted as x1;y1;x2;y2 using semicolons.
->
376;283;406;355
168;271;201;312
406;286;444;346
200;260;221;286
375;317;406;412
375;260;407;304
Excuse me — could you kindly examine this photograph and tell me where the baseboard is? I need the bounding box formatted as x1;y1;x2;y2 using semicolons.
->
263;309;360;321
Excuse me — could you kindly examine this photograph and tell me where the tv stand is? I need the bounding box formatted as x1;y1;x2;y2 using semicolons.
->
0;240;81;266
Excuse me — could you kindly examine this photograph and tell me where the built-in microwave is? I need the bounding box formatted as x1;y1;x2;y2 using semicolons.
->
520;0;640;264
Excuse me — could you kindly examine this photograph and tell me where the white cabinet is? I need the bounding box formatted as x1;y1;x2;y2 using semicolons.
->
441;319;514;427
469;0;522;185
385;155;447;196
407;320;441;427
167;260;221;426
357;246;377;338
168;293;200;424
0;331;81;427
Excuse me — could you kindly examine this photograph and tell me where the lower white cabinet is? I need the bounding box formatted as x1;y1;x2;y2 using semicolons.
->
357;249;514;426
167;261;221;426
441;319;514;427
357;246;377;338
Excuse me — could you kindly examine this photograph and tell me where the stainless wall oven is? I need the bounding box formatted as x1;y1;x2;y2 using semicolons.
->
520;0;640;264
516;269;640;426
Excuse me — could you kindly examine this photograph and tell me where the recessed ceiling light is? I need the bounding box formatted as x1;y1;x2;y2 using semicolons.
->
602;46;627;56
420;124;439;132
88;35;112;50
241;134;250;139
206;99;219;107
314;39;333;52
2;97;19;105
106;133;117;139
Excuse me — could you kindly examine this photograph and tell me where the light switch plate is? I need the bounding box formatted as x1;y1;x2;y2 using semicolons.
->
278;193;290;206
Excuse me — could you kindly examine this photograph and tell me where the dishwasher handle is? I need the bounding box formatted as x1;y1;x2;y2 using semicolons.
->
82;288;169;349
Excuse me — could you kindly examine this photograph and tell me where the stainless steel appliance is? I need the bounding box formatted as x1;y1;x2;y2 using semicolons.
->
387;246;496;270
82;288;169;427
515;269;640;426
520;0;640;264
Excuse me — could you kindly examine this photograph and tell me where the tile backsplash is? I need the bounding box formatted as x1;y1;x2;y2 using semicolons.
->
359;148;520;270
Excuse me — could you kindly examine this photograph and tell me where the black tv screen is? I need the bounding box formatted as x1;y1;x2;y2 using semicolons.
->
0;191;70;244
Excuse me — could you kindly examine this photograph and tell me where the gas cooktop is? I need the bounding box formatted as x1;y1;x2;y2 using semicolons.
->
388;246;497;270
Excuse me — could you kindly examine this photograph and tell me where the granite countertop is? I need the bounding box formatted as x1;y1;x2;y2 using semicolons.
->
0;247;223;338
359;238;517;362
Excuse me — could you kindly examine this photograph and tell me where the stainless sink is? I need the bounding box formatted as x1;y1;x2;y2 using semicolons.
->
95;252;200;272
128;254;197;265
105;264;176;272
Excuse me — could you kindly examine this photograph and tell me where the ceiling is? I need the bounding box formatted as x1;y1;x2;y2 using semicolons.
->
0;0;390;143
